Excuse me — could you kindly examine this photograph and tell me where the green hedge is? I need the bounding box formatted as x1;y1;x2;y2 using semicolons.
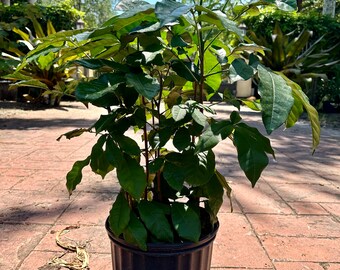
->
242;10;339;47
0;3;82;52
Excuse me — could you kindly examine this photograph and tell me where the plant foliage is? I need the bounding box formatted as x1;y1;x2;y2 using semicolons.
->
25;0;320;250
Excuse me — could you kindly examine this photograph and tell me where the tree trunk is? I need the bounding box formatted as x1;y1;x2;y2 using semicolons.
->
322;0;336;17
297;0;303;12
28;0;37;3
2;0;10;6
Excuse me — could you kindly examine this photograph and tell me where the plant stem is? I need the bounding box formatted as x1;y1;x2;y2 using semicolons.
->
142;97;149;201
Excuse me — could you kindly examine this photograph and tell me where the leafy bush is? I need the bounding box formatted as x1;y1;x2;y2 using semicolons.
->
243;10;340;109
242;10;339;47
0;3;82;56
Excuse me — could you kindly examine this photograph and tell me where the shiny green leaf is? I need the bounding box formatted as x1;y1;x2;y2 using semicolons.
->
66;156;90;195
171;203;201;242
109;192;131;236
138;201;174;242
257;65;294;134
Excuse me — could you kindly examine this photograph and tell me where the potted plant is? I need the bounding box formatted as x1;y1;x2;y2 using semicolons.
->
25;0;320;269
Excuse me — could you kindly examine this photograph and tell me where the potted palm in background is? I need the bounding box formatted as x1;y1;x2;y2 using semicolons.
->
16;0;320;269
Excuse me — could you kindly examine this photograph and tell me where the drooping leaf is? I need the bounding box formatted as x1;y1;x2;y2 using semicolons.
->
105;139;124;168
123;212;147;251
66;156;91;195
202;173;225;222
282;75;320;152
57;128;89;141
257;65;294;134
116;155;146;200
90;135;113;179
138;201;174;242
171;202;201;242
233;123;274;186
109;192;131;236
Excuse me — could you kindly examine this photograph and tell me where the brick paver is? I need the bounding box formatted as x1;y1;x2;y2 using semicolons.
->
1;101;339;270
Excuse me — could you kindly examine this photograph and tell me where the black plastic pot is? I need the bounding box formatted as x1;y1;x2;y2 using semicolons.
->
105;218;219;270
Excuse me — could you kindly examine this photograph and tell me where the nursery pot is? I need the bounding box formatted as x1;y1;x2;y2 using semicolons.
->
105;218;219;270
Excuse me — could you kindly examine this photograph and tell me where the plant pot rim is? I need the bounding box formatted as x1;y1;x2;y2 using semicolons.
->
105;217;219;254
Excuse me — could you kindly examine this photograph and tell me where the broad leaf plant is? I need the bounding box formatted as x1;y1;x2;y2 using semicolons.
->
27;0;320;250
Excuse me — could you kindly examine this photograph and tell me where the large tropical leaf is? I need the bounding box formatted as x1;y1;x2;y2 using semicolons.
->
155;0;192;27
257;65;294;134
125;73;160;100
282;75;320;152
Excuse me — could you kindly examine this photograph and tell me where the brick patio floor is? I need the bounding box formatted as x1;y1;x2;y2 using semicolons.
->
0;101;339;270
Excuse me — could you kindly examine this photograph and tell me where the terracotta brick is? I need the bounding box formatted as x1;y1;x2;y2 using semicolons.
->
57;192;115;226
232;182;293;214
259;236;340;262
274;262;325;270
247;214;340;238
0;224;51;270
212;213;272;269
288;202;329;215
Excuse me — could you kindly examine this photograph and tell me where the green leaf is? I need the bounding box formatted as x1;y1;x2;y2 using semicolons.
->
195;120;233;153
164;151;215;189
171;60;200;82
155;0;192;27
8;79;49;91
56;128;89;141
66;156;90;195
163;160;187;191
115;135;141;156
36;52;55;70
138;201;174;242
257;65;294;134
192;109;207;127
201;173;225;222
125;73;160;100
171;35;189;47
233;123;274;186
172;105;187;122
148;158;164;174
90;136;113;179
173;127;191;151
116;155;146;200
105;139;124;168
231;58;254;80
109;192;131;236
74;59;129;72
204;50;222;97
123;212;147;251
283;76;320;152
171;203;201;242
196;7;243;37
75;73;124;107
